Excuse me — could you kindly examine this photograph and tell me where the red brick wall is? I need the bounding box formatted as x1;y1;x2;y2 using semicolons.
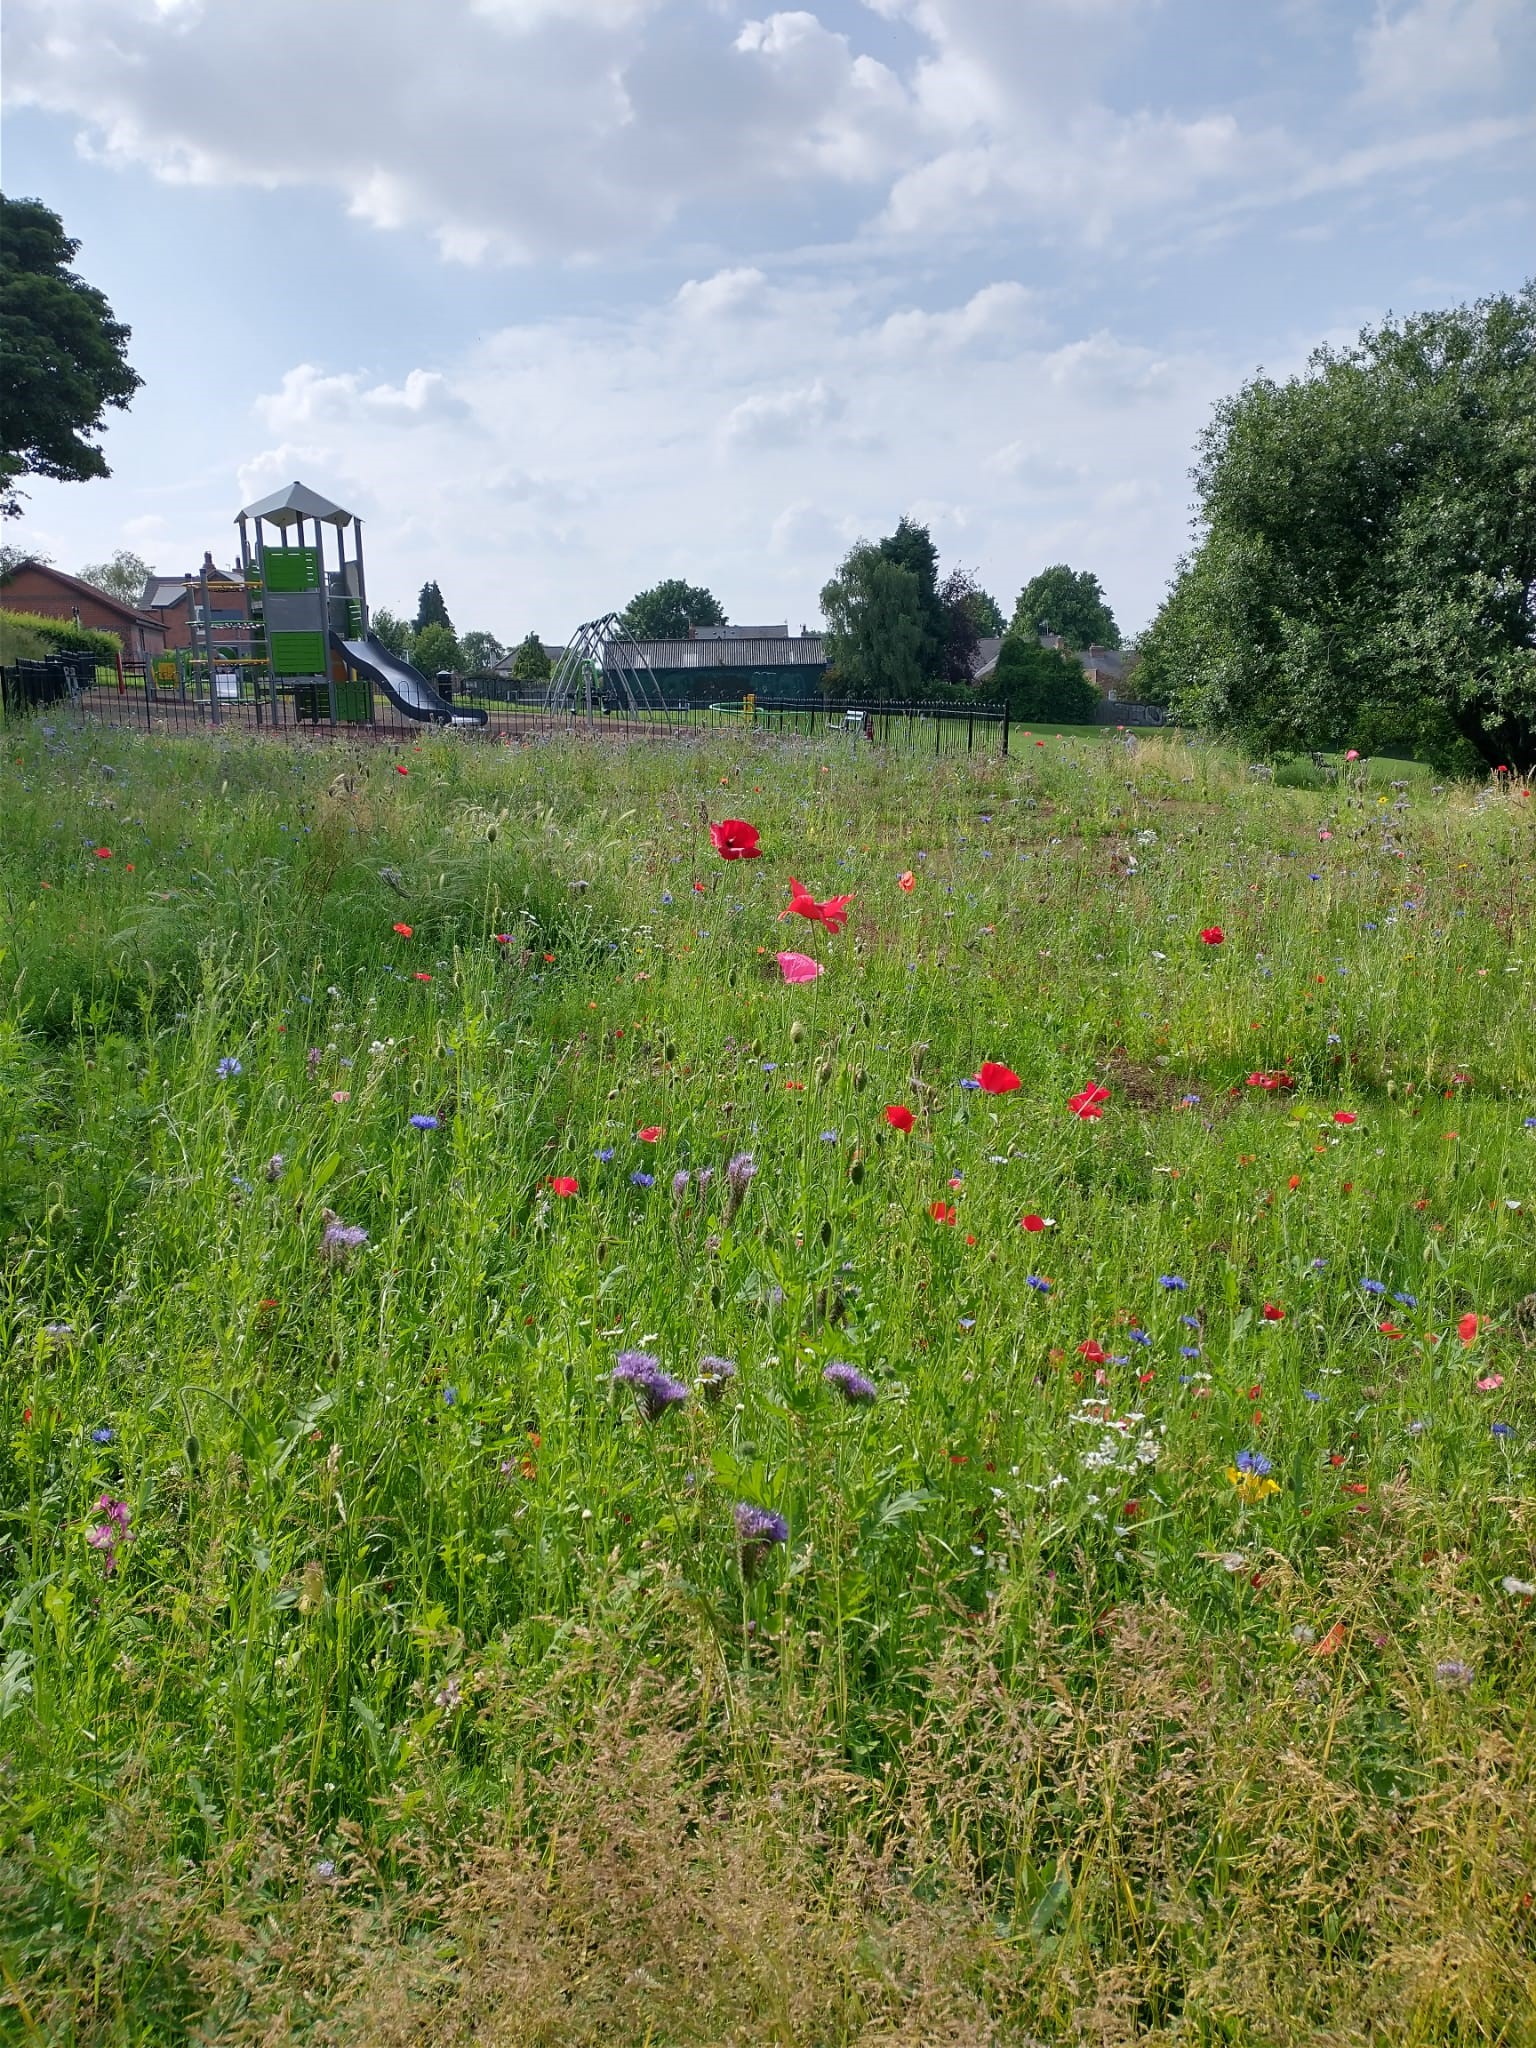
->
0;566;167;657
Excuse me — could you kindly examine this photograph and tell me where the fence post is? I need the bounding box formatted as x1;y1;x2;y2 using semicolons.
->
1001;702;1009;756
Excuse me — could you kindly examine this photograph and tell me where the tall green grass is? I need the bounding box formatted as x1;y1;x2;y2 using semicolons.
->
1;722;1533;2044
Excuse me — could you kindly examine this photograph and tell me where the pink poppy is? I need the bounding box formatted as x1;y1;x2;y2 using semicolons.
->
776;951;823;983
638;1126;664;1143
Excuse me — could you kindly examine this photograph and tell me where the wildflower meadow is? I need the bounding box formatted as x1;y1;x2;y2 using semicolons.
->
2;723;1534;2045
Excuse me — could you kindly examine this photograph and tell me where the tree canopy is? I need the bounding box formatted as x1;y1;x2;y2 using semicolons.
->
1011;565;1120;650
991;634;1098;724
412;621;460;675
510;631;553;683
414;581;452;633
621;579;727;640
1;196;142;519
370;607;411;658
79;549;152;606
1138;282;1536;770
458;629;505;675
877;517;946;675
820;544;928;698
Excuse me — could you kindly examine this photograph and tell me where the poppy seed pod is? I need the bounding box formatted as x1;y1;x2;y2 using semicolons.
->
816;1060;833;1086
853;1066;867;1091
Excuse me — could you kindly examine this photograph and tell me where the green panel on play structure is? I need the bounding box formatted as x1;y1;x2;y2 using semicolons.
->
294;678;370;724
263;548;320;592
270;630;327;675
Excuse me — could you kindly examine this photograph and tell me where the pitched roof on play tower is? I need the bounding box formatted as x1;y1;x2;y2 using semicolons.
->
239;481;355;528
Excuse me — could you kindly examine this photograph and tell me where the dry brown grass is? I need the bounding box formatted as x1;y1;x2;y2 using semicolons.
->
10;1592;1535;2047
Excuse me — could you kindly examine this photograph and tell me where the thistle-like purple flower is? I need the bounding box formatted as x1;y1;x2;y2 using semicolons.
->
724;1150;756;1223
319;1210;368;1264
823;1360;877;1404
265;1153;286;1181
734;1502;788;1546
1434;1658;1475;1690
612;1350;688;1420
672;1169;691;1200
698;1355;738;1401
86;1494;133;1574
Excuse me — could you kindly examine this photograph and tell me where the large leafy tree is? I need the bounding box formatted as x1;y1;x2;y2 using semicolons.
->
621;579;726;640
79;548;153;605
1012;564;1120;649
877;516;946;674
1140;282;1536;770
1;196;142;519
369;607;411;657
412;621;460;675
820;543;928;697
414;580;451;632
459;629;505;674
510;631;553;682
937;566;1005;685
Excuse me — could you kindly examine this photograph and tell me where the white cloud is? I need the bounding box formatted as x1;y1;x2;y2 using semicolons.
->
256;367;471;433
722;377;846;446
1356;0;1524;106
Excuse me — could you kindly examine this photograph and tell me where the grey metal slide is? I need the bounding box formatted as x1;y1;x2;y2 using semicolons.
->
334;633;488;726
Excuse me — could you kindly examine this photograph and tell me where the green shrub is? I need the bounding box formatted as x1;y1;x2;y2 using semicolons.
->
0;608;120;660
992;633;1099;722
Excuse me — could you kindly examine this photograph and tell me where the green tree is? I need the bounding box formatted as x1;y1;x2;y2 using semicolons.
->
1;196;142;519
412;621;460;676
963;585;1005;637
878;515;946;674
820;543;928;698
414;581;451;633
1012;564;1120;649
1141;281;1536;770
938;566;1003;685
621;579;727;640
510;631;552;683
992;633;1099;723
0;542;51;577
370;607;411;658
459;629;505;674
78;548;153;605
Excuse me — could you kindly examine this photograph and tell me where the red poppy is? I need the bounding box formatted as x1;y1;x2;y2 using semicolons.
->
930;1200;957;1225
1067;1084;1110;1120
977;1061;1021;1095
94;847;112;859
393;922;413;937
898;870;915;892
1261;1302;1285;1321
708;819;762;859
1457;1312;1480;1343
413;971;432;982
548;1177;579;1197
780;877;854;934
1021;1213;1047;1233
884;1104;914;1133
395;764;408;776
1199;927;1224;945
1078;1340;1108;1363
638;1126;664;1143
1378;1321;1404;1339
1247;1071;1295;1091
1332;1111;1357;1125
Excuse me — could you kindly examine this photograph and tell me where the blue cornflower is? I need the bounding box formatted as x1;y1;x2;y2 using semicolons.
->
1159;1275;1188;1291
1026;1276;1050;1293
1525;1118;1536;1130
216;1056;242;1078
442;1386;457;1406
1311;1258;1328;1270
409;1113;440;1131
958;1076;982;1090
1235;1449;1272;1476
819;1130;838;1143
1180;1314;1201;1330
958;1317;976;1331
1180;1345;1201;1358
1360;1278;1386;1295
762;1062;778;1072
630;1171;655;1188
596;1147;615;1161
91;1426;115;1444
1130;1329;1153;1347
1181;1094;1201;1106
1303;1389;1321;1402
1492;1422;1513;1438
661;892;673;904
1392;1291;1417;1308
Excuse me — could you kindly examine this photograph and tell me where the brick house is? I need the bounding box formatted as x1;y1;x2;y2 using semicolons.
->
0;560;168;658
141;551;252;652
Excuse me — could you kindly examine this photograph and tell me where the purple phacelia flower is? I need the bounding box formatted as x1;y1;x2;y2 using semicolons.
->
612;1351;688;1420
822;1360;877;1404
319;1212;368;1264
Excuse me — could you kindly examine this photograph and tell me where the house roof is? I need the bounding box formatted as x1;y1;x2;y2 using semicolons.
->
0;559;168;632
970;636;1004;681
239;480;354;528
614;636;828;670
694;623;789;640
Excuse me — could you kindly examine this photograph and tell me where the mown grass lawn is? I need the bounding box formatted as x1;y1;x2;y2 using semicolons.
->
1;721;1533;2046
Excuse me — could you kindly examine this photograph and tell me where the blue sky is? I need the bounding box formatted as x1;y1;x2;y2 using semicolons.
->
4;0;1532;643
